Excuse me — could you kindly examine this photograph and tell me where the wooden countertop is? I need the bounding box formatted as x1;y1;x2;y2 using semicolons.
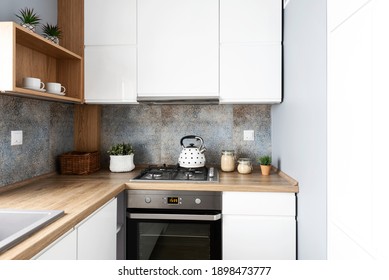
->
0;166;298;260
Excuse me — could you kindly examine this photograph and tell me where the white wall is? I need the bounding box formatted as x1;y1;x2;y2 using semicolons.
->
327;0;389;259
272;0;327;259
0;0;57;35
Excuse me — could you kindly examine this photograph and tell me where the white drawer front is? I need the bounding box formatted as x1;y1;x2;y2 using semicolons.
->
222;192;295;216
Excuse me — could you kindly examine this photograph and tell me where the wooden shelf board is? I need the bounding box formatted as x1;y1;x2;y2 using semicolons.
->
3;87;82;103
13;23;82;60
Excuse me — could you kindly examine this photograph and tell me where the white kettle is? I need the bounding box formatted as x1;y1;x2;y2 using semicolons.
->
178;135;206;168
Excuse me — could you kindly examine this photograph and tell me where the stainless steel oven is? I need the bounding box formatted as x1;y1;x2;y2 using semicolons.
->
126;190;222;260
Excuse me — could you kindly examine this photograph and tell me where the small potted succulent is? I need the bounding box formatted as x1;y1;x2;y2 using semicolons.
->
258;155;272;176
42;23;62;44
107;143;135;172
15;7;41;32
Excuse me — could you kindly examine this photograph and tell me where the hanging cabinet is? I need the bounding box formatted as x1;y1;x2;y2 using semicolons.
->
0;22;83;103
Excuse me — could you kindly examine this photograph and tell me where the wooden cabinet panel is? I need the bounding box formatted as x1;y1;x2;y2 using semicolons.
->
0;22;83;103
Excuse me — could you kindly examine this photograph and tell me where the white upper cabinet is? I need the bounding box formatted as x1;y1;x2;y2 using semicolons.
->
84;0;137;104
83;0;281;104
219;0;282;104
220;44;281;103
85;0;136;45
84;46;137;104
220;0;282;43
137;0;219;99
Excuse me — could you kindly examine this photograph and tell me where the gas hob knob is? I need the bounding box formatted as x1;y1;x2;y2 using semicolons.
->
145;197;152;204
195;198;202;205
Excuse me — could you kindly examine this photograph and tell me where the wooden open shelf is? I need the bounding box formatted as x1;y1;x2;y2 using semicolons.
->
0;22;83;103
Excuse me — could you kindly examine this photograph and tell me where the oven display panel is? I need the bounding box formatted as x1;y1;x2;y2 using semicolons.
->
167;197;179;205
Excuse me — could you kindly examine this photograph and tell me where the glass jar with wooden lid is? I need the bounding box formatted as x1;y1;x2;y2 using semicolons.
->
221;150;235;172
237;158;253;174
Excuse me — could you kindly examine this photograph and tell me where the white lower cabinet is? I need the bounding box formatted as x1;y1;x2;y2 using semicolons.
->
33;198;117;260
222;192;296;260
34;229;77;260
77;198;117;260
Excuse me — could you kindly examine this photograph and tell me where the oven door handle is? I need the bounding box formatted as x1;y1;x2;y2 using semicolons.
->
127;213;221;221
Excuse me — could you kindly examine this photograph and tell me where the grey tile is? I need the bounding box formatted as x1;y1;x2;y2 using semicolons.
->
0;95;74;188
233;105;272;164
100;104;271;167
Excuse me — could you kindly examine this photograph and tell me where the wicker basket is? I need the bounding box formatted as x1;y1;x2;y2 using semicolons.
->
59;151;100;175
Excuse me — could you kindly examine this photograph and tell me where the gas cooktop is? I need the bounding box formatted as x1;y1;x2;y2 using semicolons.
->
130;165;219;183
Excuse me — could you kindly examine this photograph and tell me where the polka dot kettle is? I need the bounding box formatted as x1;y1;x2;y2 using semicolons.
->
178;135;206;168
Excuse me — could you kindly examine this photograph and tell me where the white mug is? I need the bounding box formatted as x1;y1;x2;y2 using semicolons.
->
23;77;45;90
46;82;66;94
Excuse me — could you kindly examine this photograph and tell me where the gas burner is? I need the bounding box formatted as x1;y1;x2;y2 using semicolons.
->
131;165;219;183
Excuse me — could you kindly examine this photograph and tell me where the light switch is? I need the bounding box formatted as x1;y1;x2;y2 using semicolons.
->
11;130;23;145
243;130;254;141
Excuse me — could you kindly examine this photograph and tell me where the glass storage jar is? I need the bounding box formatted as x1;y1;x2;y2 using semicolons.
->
237;158;253;174
221;150;235;172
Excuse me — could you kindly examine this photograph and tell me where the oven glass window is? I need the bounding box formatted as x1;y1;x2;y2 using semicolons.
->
137;222;211;260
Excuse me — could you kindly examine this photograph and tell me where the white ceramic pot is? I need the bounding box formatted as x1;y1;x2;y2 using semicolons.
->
109;154;135;172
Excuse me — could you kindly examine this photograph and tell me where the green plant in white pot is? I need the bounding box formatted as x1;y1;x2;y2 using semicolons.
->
107;143;135;172
15;7;41;32
42;23;62;44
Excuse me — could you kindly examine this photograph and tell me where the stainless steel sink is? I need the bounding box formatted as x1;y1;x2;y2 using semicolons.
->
0;209;64;253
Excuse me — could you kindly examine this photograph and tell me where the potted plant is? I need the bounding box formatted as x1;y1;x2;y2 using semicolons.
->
15;7;41;33
42;23;62;44
258;155;272;176
107;143;135;172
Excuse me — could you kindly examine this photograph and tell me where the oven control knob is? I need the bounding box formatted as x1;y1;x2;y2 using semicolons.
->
145;197;152;204
195;198;201;205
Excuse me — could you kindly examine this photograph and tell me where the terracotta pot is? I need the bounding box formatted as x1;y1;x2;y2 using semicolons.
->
109;154;135;172
260;165;271;176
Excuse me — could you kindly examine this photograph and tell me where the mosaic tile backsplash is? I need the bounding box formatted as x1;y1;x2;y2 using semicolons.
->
0;99;271;188
0;95;74;188
101;104;271;167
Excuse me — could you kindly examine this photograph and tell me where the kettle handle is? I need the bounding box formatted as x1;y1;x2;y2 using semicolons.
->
180;135;204;148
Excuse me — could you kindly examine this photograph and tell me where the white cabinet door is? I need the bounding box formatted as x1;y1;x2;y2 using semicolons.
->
223;215;296;260
222;192;296;260
85;0;136;45
84;0;137;104
220;0;282;104
137;0;219;98
220;0;282;43
84;46;137;104
220;44;281;103
33;229;77;260
77;198;117;260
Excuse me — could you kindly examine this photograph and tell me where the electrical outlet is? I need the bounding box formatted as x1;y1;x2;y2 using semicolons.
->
243;130;254;141
11;130;23;146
